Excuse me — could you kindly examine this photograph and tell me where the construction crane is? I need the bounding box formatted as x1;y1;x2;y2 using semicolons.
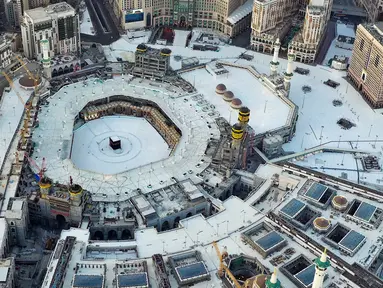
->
212;241;242;288
27;156;46;181
1;71;32;147
1;72;28;106
14;55;40;96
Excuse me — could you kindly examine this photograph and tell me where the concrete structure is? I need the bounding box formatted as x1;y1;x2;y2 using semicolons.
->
0;258;15;288
21;2;80;60
0;36;12;70
312;249;330;288
4;198;29;247
133;44;171;79
348;22;383;108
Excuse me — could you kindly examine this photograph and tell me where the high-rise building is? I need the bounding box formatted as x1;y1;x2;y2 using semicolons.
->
3;0;29;27
312;248;330;288
110;0;252;37
251;0;299;53
21;2;80;60
348;22;383;108
250;0;332;63
288;0;332;63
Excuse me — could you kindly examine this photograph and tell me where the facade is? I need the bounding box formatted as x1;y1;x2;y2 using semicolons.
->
0;36;12;70
133;44;171;79
288;0;333;63
250;0;332;63
4;198;29;247
250;0;299;53
348;22;383;108
4;0;29;27
21;2;80;60
109;0;252;37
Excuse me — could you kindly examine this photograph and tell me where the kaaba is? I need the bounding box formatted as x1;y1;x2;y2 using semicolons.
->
109;136;121;150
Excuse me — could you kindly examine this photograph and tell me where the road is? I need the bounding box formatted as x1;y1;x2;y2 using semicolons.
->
316;20;336;64
81;0;120;45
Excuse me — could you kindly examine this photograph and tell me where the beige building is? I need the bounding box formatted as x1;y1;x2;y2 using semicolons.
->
250;0;299;53
250;0;332;63
348;23;383;108
109;0;252;37
289;0;332;63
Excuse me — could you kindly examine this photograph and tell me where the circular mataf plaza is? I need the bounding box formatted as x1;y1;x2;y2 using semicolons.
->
31;76;221;201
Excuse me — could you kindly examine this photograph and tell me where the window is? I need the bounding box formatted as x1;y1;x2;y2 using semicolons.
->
375;55;380;67
360;39;364;51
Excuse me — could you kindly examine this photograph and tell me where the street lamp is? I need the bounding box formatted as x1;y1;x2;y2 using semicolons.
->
241;210;246;224
196;230;203;245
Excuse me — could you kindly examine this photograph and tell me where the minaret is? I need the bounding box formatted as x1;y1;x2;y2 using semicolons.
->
284;54;294;93
40;39;51;79
270;38;280;76
312;248;331;288
266;268;281;288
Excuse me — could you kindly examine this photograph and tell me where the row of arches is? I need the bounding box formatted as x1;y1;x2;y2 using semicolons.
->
92;229;132;240
51;63;80;77
160;212;193;231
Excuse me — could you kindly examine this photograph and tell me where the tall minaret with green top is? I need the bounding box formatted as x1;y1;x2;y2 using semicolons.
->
266;267;281;288
312;248;331;288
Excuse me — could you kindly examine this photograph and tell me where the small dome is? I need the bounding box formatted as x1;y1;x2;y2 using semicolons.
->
137;44;147;51
223;90;234;101
239;106;250;114
332;195;348;211
314;217;330;228
333;195;347;205
232;123;243;131
215;83;226;94
19;76;42;88
161;48;172;55
230;98;242;109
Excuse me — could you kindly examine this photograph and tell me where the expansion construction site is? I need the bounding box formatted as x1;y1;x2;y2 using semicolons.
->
1;29;383;288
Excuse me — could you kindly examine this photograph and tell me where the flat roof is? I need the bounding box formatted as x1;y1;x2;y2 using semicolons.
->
304;182;328;201
294;264;315;287
226;0;253;25
175;261;209;281
11;199;23;211
339;230;366;252
255;231;285;252
117;273;148;287
73;275;104;288
280;198;306;218
0;267;9;282
354;202;377;222
31;77;217;199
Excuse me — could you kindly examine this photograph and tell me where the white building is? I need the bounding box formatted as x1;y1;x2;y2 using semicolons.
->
5;198;29;247
21;2;80;60
0;36;12;70
0;258;15;288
